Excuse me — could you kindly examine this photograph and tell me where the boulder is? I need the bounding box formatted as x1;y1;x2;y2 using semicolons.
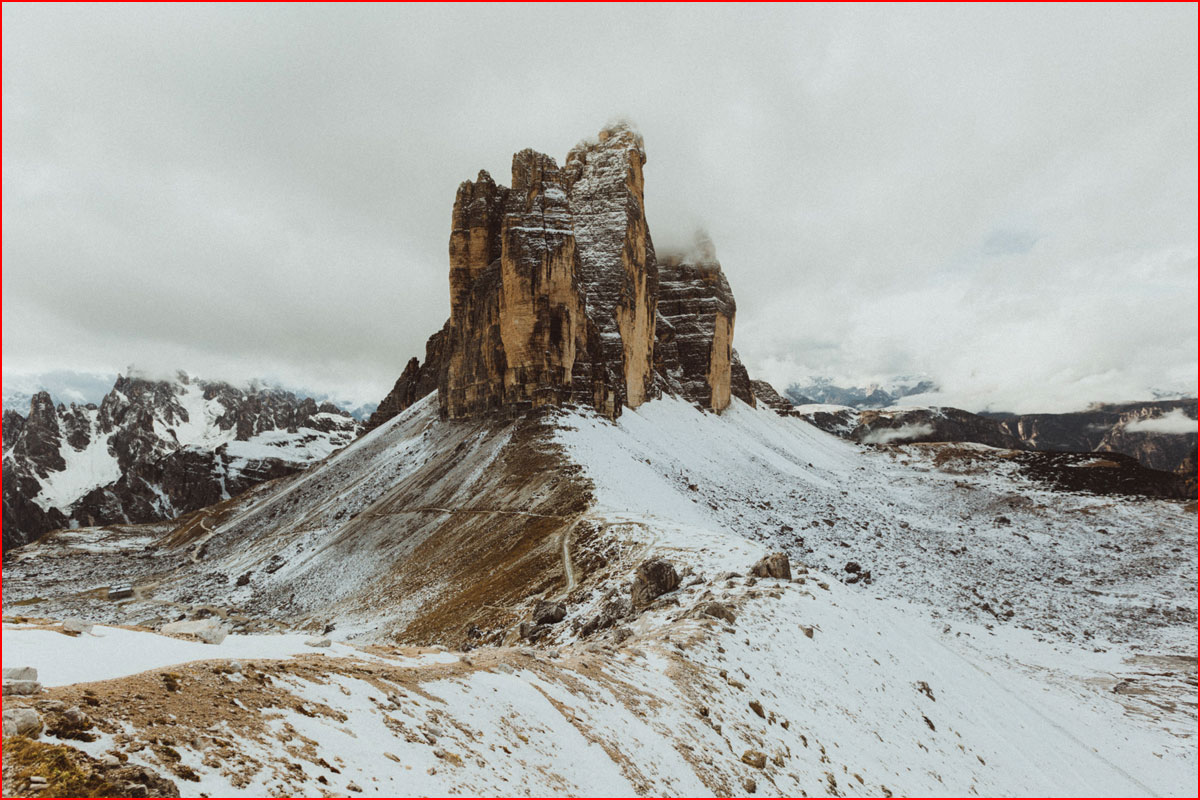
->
630;558;680;607
518;622;550;643
197;626;228;645
62;617;94;634
304;637;332;648
3;680;43;696
161;618;227;644
741;749;768;769
532;599;567;625
3;707;42;737
750;552;791;580
694;601;737;624
3;666;37;682
43;705;94;741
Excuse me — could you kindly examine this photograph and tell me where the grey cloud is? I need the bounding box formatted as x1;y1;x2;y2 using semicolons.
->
3;4;1196;411
981;229;1040;257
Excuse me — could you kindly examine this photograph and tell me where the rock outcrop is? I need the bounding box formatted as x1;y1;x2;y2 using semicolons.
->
750;552;792;580
654;233;738;412
372;123;751;425
630;558;680;606
441;153;587;419
749;379;792;414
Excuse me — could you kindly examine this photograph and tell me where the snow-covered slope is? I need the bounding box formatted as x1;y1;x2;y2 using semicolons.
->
2;396;1194;797
558;397;1195;649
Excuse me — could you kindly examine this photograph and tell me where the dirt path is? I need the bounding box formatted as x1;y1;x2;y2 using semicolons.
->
559;524;578;597
363;506;573;520
188;517;217;563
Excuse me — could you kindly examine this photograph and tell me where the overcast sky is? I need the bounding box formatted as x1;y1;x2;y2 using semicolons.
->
3;3;1196;413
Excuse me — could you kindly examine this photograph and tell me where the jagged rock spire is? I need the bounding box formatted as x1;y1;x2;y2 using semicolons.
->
370;123;745;425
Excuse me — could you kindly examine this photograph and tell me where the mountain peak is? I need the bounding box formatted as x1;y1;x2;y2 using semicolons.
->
367;124;748;430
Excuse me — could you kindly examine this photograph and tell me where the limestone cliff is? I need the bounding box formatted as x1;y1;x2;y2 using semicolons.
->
371;123;752;426
440;150;586;419
564;124;658;414
654;233;738;412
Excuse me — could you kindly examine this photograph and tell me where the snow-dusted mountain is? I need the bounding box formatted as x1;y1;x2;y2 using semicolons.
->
2;372;359;548
1;123;1193;798
783;375;938;408
3;370;379;423
792;399;1198;482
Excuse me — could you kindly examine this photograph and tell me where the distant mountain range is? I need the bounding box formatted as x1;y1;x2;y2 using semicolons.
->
3;371;360;549
793;398;1197;485
3;369;378;421
783;376;938;408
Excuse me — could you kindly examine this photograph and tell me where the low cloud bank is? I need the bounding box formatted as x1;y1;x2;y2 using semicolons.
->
1124;409;1197;435
862;423;935;445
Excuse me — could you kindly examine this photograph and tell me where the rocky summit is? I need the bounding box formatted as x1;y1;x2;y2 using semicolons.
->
364;122;766;431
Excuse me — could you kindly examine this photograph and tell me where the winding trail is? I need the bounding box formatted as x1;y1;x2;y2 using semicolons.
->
189;517;217;563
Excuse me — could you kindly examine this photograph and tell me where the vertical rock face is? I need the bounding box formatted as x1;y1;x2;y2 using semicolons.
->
731;352;757;408
441;151;586;419
749;379;792;414
564;123;658;413
374;123;748;425
441;169;510;419
497;150;585;413
448;171;507;315
654;233;738;412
